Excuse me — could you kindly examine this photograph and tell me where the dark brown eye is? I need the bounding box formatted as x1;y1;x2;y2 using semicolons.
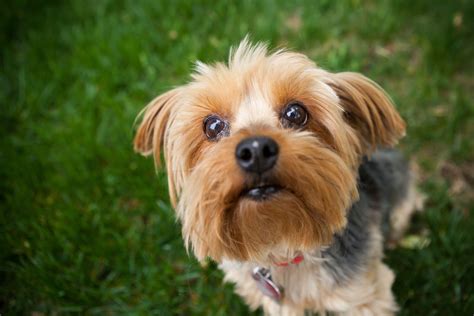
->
203;115;229;140
281;102;308;128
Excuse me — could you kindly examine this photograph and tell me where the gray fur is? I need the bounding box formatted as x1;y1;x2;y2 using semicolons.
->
321;148;411;283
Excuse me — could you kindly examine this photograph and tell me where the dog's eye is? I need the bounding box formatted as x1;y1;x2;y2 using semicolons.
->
281;102;308;128
204;115;229;141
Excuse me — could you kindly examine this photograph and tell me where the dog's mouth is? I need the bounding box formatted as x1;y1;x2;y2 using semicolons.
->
242;184;282;201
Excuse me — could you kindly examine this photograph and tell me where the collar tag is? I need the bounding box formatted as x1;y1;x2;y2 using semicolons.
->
252;267;283;302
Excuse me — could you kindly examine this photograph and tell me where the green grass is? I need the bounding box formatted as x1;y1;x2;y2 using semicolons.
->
1;0;473;314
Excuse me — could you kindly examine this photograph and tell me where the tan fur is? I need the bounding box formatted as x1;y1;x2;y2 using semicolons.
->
177;128;356;262
134;38;410;315
325;72;405;151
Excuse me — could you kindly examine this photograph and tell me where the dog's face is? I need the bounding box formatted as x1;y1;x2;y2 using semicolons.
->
134;40;405;263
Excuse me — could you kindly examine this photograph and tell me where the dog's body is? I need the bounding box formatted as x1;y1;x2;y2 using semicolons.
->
221;150;421;315
134;39;422;315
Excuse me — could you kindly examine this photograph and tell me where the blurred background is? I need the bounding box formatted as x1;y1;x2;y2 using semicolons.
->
1;0;473;315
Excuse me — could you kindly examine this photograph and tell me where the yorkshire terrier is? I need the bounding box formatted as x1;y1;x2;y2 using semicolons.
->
133;39;423;315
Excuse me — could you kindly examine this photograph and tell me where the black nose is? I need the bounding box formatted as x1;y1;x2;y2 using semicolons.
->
235;136;279;173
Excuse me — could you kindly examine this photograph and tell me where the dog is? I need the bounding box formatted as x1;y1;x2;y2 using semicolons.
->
133;38;423;315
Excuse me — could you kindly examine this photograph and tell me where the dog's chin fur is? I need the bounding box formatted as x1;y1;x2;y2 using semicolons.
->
134;38;412;314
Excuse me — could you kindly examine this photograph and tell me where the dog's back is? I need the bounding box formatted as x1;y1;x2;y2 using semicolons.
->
321;149;422;282
363;149;424;242
360;149;415;239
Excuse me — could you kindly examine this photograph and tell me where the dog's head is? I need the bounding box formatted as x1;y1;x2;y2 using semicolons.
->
134;39;405;263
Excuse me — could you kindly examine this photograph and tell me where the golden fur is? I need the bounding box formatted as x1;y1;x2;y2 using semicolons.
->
134;38;408;315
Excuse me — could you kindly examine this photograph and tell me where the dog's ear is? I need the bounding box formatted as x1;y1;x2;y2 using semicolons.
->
328;72;405;149
133;88;181;167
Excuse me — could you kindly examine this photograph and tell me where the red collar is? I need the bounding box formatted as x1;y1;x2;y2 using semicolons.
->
275;254;304;267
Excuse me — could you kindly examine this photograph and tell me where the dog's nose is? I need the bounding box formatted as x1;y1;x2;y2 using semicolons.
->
235;136;279;173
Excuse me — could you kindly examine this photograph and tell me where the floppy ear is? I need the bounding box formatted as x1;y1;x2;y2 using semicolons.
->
133;88;181;167
328;72;406;149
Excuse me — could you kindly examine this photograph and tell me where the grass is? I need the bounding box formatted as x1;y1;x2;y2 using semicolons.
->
1;0;473;314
